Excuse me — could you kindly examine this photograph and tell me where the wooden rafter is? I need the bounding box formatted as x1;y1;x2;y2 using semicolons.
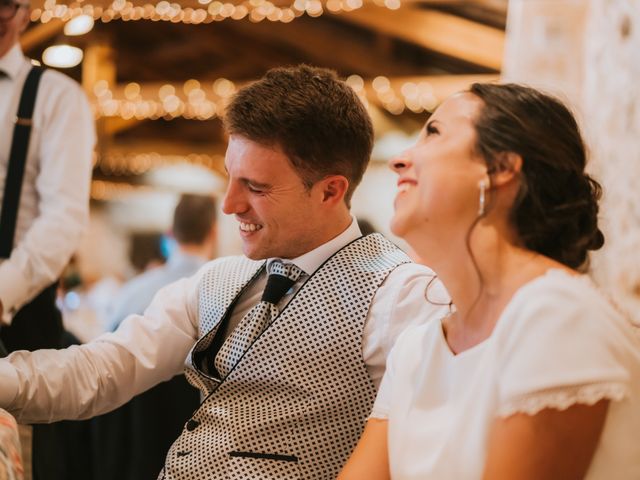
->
336;6;505;70
20;19;64;51
226;16;425;77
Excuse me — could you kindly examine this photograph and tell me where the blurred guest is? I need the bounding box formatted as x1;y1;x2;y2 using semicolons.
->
107;194;217;331
1;2;94;479
128;232;167;275
0;0;95;351
339;84;640;479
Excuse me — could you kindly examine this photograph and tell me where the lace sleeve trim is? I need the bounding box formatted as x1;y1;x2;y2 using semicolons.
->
498;382;629;418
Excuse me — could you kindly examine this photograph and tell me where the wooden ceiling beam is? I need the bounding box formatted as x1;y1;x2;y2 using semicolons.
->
101;117;142;136
226;16;424;77
20;19;64;52
336;6;505;70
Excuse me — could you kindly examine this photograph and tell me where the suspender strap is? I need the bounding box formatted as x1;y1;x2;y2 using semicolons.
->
0;65;45;258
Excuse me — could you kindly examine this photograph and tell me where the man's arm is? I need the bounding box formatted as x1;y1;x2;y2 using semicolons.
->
0;271;202;423
0;74;95;320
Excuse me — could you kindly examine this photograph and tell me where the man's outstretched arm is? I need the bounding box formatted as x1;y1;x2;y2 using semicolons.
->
0;270;204;423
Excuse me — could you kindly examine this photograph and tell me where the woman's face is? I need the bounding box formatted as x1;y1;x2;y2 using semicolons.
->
389;92;488;252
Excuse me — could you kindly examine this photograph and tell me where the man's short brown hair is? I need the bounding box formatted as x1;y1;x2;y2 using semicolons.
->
223;65;374;206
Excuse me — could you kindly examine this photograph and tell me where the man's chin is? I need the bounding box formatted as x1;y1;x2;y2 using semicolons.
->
241;243;268;261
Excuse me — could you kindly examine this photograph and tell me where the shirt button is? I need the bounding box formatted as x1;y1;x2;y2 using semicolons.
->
186;419;200;431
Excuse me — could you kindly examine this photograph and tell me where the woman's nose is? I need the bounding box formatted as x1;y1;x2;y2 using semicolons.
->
388;154;412;173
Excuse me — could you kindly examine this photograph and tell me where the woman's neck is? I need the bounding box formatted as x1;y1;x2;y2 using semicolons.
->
417;225;560;353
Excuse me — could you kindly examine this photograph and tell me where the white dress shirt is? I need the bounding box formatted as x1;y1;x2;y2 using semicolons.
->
0;218;449;423
0;44;96;322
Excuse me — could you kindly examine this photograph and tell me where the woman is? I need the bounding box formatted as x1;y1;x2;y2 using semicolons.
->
338;83;640;479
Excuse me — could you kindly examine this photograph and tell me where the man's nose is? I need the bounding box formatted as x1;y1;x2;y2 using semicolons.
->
221;181;247;215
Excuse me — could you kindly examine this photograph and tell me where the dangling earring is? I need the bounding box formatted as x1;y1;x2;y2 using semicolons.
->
477;179;487;216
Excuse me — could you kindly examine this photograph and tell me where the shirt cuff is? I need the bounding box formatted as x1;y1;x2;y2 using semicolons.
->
0;359;19;408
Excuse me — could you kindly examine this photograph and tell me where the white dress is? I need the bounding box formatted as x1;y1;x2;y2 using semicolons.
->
372;269;640;479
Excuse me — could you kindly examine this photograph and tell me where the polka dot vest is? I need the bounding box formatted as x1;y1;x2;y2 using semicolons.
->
159;234;410;479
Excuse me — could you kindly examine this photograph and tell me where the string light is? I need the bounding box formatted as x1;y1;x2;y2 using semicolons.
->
91;76;438;120
97;152;224;176
93;78;236;120
31;0;401;25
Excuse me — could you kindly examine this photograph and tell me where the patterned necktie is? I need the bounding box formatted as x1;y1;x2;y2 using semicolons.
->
214;260;304;378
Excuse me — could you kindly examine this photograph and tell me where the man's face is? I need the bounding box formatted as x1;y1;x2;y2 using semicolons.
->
0;0;29;58
222;135;326;260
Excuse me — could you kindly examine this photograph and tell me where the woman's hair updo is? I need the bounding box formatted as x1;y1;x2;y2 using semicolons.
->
469;83;604;269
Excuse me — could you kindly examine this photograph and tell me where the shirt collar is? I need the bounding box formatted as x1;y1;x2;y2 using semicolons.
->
267;217;362;276
0;43;27;80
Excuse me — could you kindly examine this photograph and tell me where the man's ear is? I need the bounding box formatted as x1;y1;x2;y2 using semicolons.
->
489;152;522;187
317;175;349;206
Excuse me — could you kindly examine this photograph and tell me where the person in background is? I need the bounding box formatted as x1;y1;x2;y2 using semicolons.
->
0;65;447;479
92;194;216;480
0;0;95;351
107;194;217;331
338;83;640;479
1;1;95;479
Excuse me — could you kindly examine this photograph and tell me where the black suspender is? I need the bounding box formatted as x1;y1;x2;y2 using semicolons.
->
0;65;45;258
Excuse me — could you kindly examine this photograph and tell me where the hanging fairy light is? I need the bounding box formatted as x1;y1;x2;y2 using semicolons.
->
64;13;95;35
31;0;402;25
42;44;84;68
90;75;444;121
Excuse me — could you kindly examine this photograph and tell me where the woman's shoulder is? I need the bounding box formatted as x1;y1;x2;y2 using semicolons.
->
496;268;639;358
508;269;626;323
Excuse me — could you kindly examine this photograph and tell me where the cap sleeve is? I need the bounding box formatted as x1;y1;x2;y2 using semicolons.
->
369;336;398;420
495;274;634;417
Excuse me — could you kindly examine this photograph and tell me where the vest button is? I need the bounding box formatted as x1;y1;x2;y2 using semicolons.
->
186;419;200;431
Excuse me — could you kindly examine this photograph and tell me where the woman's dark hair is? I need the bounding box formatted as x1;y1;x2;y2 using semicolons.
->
469;83;604;269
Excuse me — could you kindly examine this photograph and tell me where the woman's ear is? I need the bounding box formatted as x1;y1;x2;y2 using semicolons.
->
489;152;522;187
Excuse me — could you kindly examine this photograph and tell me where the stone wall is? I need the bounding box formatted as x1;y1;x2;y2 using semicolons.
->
504;0;640;324
583;0;640;324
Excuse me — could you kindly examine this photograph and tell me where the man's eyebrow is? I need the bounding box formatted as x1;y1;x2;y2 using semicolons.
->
240;178;271;189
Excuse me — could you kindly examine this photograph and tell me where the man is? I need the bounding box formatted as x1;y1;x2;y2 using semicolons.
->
0;0;95;349
1;2;94;479
93;194;216;480
0;65;446;479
